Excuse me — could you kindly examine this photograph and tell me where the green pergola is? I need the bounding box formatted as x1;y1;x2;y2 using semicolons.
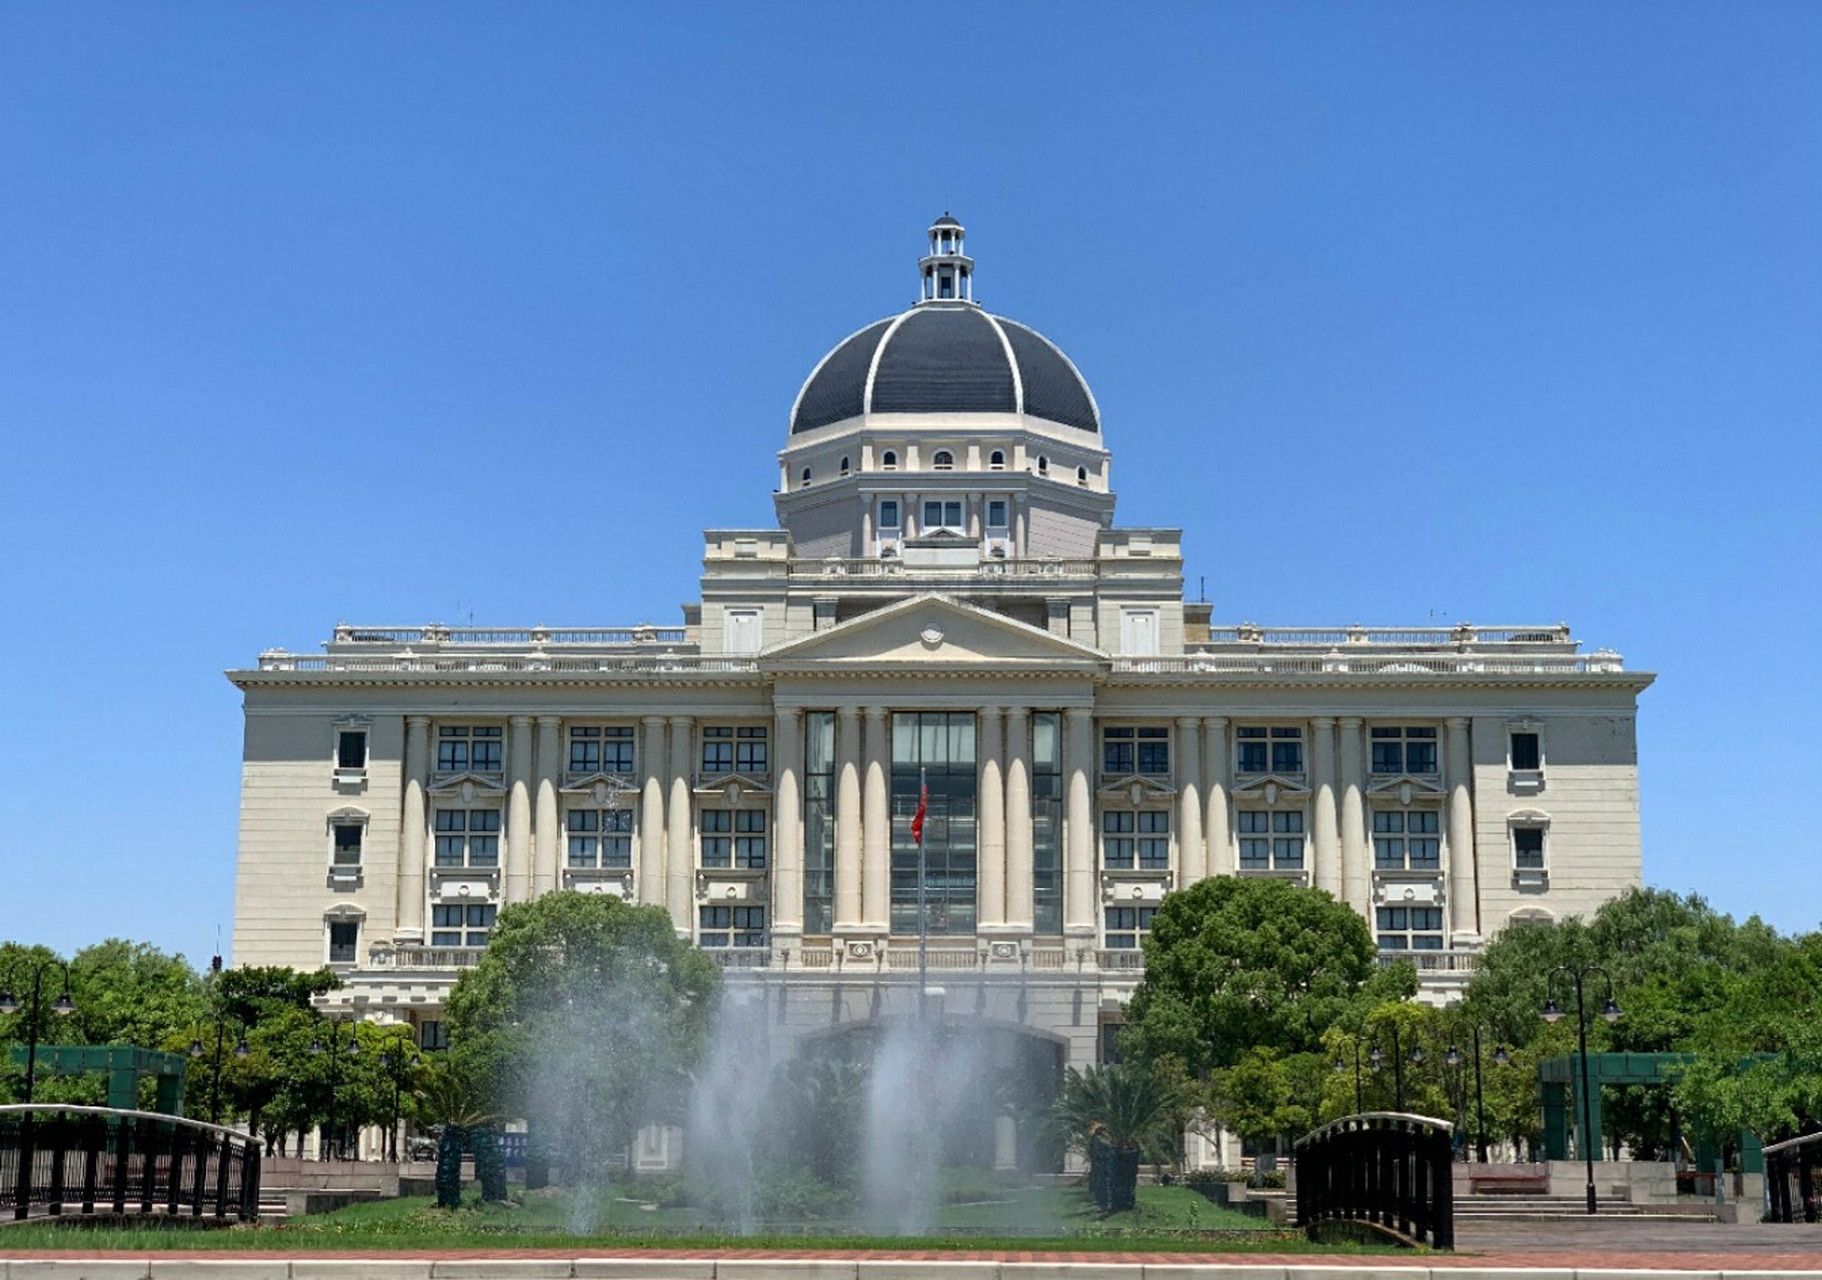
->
1538;1050;1763;1173
8;1044;190;1115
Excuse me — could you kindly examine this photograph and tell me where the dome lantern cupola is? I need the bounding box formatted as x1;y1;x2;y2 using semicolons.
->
919;213;974;304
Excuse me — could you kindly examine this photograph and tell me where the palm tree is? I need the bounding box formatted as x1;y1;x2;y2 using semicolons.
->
1048;1063;1180;1212
417;1061;507;1207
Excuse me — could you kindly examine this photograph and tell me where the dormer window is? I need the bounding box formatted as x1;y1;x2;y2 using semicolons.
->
881;450;898;470
989;450;1005;470
839;456;850;477
932;451;954;471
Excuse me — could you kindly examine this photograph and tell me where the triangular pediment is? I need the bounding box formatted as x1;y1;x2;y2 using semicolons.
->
763;594;1106;669
1366;773;1447;799
1096;774;1178;802
427;771;508;795
1231;772;1311;799
694;772;773;799
560;773;640;801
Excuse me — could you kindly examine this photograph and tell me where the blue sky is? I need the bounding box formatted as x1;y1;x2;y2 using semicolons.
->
1;4;1817;962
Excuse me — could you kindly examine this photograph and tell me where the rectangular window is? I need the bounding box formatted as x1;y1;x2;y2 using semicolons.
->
1104;906;1156;950
419;1020;449;1052
1237;810;1304;870
1236;726;1303;775
702;725;767;774
1120;608;1160;656
890;712;978;936
336;730;368;770
922;500;963;531
437;725;503;774
568;725;635;775
803;712;836;935
566;808;633;868
699;905;767;948
431;903;496;948
987;500;1008;529
328;920;358;964
1510;731;1541;772
1372;809;1441;871
434;809;501;867
1377;906;1445;951
1031;712;1063;935
725;608;762;656
1102;725;1169;776
1370;726;1438;775
879;500;900;529
1514;826;1546;870
332;823;364;868
1101;810;1169;870
701;809;767;869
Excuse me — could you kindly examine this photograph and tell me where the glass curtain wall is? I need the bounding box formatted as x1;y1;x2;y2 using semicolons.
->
803;712;836;935
890;712;977;935
1031;712;1064;934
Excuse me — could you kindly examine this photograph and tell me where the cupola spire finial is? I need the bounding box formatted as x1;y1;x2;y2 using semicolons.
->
918;213;974;305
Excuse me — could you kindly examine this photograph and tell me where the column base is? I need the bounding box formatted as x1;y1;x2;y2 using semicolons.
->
1449;931;1483;950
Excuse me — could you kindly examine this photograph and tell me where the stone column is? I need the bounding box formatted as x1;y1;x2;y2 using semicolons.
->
1447;717;1480;942
1311;716;1340;894
534;716;561;896
834;706;863;930
505;716;533;906
639;716;667;907
862;707;891;930
1338;717;1369;918
1176;718;1203;885
667;716;695;934
1063;707;1095;937
1005;706;1034;930
396;715;429;942
772;707;804;944
1203;717;1230;878
977;707;1007;929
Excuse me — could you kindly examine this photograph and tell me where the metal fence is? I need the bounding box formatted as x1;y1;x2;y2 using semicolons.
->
1295;1111;1454;1250
0;1105;261;1223
1766;1129;1822;1223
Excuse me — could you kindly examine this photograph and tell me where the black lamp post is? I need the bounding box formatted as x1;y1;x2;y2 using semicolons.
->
309;1016;360;1161
1332;1039;1365;1113
1444;1029;1511;1163
1368;1021;1424;1112
0;960;77;1106
1542;964;1622;1214
188;955;251;1126
376;1029;419;1164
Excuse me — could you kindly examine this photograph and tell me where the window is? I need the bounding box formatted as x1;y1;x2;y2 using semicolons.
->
922;500;963;532
1119;608;1159;656
418;1021;449;1052
434;809;500;867
702;809;767;868
1037;455;1049;476
989;449;1006;470
566;808;633;868
800;467;811;488
569;726;634;775
725;608;762;656
1377;906;1445;951
882;450;898;470
890;712;978;935
803;712;836;935
332;823;363;869
702;725;767;775
431;903;496;948
879;500;901;529
839;456;851;476
1237;810;1304;870
932;450;955;470
336;730;368;771
437;725;502;774
1236;726;1303;775
1510;730;1542;772
1104;906;1156;950
1076;466;1089;486
986;500;1008;530
1102;725;1169;775
1372;810;1441;871
1031;712;1063;935
328;920;358;964
1513;825;1546;871
699;905;766;948
1102;810;1169;870
1371;726;1438;774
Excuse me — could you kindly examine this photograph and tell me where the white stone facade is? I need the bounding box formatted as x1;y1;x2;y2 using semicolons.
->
228;218;1651;1082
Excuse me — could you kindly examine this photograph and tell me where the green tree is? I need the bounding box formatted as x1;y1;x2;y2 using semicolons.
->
1048;1062;1180;1211
1207;1047;1310;1164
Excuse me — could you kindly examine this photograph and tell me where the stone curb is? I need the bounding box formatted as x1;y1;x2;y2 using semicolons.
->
9;1264;1822;1280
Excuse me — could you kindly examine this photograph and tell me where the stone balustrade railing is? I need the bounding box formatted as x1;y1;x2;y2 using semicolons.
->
259;652;758;675
1374;950;1481;975
1116;650;1624;676
1202;624;1574;647
788;557;1099;580
331;625;690;647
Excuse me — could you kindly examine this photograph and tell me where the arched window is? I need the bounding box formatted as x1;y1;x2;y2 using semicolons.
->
1077;466;1089;486
881;450;898;470
933;450;954;471
989;450;1006;470
839;456;851;477
800;467;812;488
1037;456;1049;477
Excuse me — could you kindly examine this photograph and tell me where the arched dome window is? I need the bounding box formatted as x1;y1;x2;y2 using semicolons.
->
881;450;898;470
1077;466;1089;486
932;450;955;471
800;467;812;488
989;450;1006;470
840;456;851;477
1037;455;1049;477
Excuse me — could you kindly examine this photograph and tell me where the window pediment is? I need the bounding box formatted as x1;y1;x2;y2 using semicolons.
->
1096;775;1177;804
1231;773;1310;801
428;772;508;796
1365;774;1446;801
692;773;773;800
560;773;640;802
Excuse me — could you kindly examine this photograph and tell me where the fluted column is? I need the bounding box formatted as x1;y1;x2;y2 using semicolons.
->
533;716;561;897
1176;718;1203;885
1063;707;1095;937
862;707;891;930
772;708;804;942
977;708;1007;929
667;716;695;934
1006;707;1034;930
504;716;533;906
834;706;863;929
1310;716;1340;894
639;716;667;906
1446;717;1480;941
396;715;429;942
1338;717;1369;918
1203;717;1230;878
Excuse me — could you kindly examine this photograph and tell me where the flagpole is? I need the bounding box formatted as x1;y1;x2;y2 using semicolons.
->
916;765;928;1026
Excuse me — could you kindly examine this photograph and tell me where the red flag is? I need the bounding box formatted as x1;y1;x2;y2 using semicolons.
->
910;782;928;844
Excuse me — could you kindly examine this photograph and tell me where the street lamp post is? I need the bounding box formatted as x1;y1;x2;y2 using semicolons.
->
1444;1029;1512;1163
1368;1021;1424;1112
376;1029;419;1164
188;955;250;1126
1542;964;1622;1214
1332;1039;1365;1113
310;1016;360;1161
0;960;77;1106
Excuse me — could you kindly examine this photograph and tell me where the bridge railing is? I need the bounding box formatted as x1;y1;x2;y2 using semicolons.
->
1765;1129;1822;1223
1294;1111;1454;1250
0;1105;261;1223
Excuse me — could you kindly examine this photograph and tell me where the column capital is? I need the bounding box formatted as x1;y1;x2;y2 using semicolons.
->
1204;714;1229;730
1311;715;1336;729
668;713;694;727
1445;715;1471;730
406;714;432;728
1006;704;1030;721
1339;715;1364;729
1064;706;1092;724
536;713;563;728
509;714;534;729
1176;716;1202;730
837;704;861;720
983;705;1008;718
641;714;669;729
864;705;889;723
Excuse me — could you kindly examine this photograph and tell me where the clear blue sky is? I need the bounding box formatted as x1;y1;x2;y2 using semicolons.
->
2;4;1817;962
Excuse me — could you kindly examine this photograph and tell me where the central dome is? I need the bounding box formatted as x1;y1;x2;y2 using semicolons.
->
791;303;1100;435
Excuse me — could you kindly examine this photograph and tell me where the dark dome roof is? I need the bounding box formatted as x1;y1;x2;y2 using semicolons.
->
790;304;1100;435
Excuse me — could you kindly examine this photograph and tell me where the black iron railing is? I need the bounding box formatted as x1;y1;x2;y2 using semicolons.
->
1766;1129;1822;1223
1295;1110;1454;1250
0;1105;261;1223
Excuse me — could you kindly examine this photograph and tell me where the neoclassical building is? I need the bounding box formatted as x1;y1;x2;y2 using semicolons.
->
230;216;1651;1105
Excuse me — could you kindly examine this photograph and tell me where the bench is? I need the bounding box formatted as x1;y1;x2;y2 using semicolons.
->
1468;1172;1550;1195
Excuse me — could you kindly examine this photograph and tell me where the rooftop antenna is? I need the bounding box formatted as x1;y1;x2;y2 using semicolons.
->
1199;575;1206;604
